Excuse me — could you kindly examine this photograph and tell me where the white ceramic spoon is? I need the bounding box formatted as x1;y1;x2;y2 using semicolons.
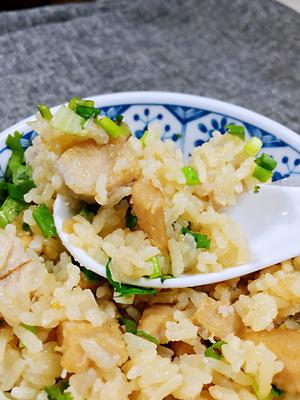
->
53;184;300;288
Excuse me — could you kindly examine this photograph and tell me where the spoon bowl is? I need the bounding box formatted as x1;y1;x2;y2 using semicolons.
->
53;184;300;288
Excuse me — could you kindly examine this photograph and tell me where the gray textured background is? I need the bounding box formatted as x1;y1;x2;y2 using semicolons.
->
0;0;299;132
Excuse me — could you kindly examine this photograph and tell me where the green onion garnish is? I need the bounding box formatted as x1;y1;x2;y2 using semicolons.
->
79;203;99;222
44;380;73;400
32;204;57;238
252;165;273;182
95;116;126;138
37;104;52;120
0;197;27;228
181;226;211;249
74;105;100;120
51;105;85;135
81;267;101;282
254;153;277;171
254;185;260;193
68;97;94;111
106;258;157;297
204;340;226;360
148;256;161;278
126;206;137;230
136;330;159;345
118;318;159;345
225;124;246;141
271;384;284;397
160;274;174;283
115;115;124;125
22;222;31;232
140;130;149;148
182;166;200;186
20;323;37;334
244;137;262;156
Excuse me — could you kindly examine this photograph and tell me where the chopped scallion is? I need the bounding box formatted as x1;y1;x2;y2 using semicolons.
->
254;185;260;193
115;115;124;125
37;104;52;120
118;317;159;345
0;197;27;228
252;165;273;182
160;274;174;283
136;330;159;345
148;256;161;278
79;203;99;222
204;340;226;360
181;226;210;249
118;318;137;334
32;204;57;238
182;166;200;186
140;130;149;148
254;153;277;171
225;124;246;141
74;105;100;120
68;97;94;111
106;257;157;297
20;323;37;334
51;105;85;135
22;222;31;232
244;137;262;156
95;116;126;138
271;384;284;397
44;381;73;400
126;206;137;230
81;267;101;282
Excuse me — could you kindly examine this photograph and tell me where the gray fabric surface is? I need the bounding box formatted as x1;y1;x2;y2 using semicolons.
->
0;0;299;132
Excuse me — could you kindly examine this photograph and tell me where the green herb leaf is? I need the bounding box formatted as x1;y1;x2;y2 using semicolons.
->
181;226;211;249
225;124;246;141
136;330;159;345
37;104;53;120
148;255;161;279
32;204;57;238
118;317;159;344
182;166;200;186
204;340;226;360
44;383;73;400
75;105;100;120
254;153;277;171
115;115;124;125
118;318;137;334
106;258;157;297
126;206;137;230
6;131;24;157
81;267;101;282
79;203;99;222
254;185;260;193
271;384;284;397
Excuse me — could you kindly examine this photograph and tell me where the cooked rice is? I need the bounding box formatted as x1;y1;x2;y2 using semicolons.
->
0;110;298;399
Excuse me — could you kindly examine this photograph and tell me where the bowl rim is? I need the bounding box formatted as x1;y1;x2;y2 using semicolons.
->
1;91;299;288
1;91;300;152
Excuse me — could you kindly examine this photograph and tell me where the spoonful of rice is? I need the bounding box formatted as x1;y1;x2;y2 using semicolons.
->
53;183;300;289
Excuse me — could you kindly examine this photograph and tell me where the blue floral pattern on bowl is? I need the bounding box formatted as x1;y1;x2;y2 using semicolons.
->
1;103;299;183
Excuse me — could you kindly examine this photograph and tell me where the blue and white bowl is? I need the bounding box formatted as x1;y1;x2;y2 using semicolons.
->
1;91;299;184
